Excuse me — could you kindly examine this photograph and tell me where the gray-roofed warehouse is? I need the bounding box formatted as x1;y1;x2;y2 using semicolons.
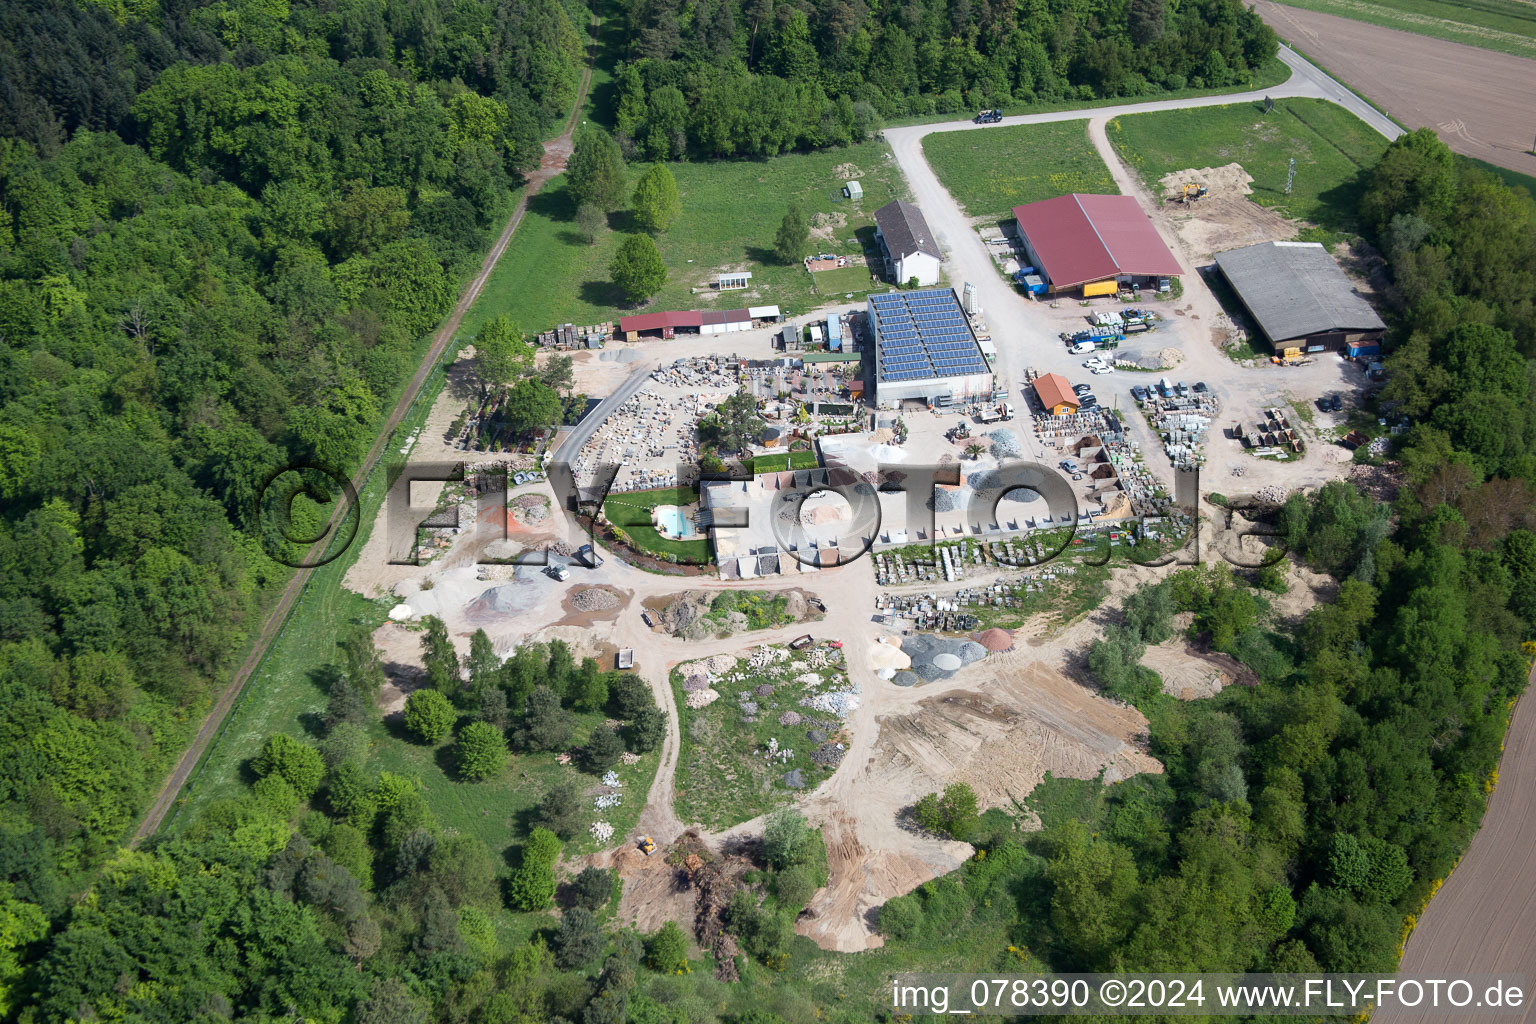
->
1214;241;1385;357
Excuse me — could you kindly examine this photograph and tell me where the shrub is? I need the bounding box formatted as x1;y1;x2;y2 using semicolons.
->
536;778;585;840
454;721;507;781
404;689;456;743
508;828;561;911
252;734;326;798
554;906;604;969
772;863;817;911
762;808;809;869
569;865;616;911
582;726;624;771
877;893;922;940
645;920;689;973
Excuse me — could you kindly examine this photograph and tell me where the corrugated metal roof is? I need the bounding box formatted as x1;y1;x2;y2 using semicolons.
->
874;200;942;260
1214;241;1386;342
1012;194;1182;288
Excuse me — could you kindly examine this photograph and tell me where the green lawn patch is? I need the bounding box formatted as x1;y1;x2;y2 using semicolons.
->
460;141;909;339
602;486;712;563
1106;99;1390;236
923;120;1118;223
811;263;880;297
1276;0;1536;59
673;643;853;830
749;450;819;474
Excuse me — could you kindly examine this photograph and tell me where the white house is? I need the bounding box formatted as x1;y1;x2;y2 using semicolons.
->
873;200;942;287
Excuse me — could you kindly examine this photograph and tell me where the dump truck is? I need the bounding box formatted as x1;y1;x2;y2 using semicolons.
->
577;543;604;568
975;405;1004;425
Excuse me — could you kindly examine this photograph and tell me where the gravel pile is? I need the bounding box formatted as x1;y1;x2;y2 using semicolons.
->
570;587;621;611
782;769;806;789
779;711;802;726
988;429;1024;459
891;670;922;687
682;674;711;692
900;634;988;682
810;742;845;767
930;487;961;513
754;684;775;697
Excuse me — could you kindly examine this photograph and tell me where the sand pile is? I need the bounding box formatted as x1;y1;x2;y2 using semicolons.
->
868;638;912;673
973;628;1014;652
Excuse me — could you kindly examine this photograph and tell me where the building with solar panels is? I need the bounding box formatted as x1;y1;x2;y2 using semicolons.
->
867;288;993;407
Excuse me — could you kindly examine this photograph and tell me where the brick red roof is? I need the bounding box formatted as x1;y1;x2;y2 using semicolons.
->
1033;372;1080;411
1012;194;1182;289
619;309;703;332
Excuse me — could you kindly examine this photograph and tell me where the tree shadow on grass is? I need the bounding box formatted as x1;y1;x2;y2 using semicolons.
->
606;209;641;234
529;186;575;223
579;279;629;308
744;245;781;266
434;741;459;779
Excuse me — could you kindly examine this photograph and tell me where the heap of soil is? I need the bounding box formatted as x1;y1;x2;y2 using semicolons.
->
973;628;1015;653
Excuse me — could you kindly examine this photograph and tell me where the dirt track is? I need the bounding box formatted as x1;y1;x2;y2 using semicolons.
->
1382;670;1536;1023
1256;0;1536;175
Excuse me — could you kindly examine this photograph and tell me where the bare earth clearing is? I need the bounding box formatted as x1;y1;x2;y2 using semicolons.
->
1256;0;1536;175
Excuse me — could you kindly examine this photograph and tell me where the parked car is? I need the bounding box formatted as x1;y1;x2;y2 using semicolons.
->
1328;394;1344;412
1072;383;1093;395
1092;366;1113;375
1070;341;1097;354
1059;458;1079;472
1080;395;1100;408
974;109;1003;124
1083;358;1106;369
1131;386;1150;403
1175;382;1189;397
1193;381;1209;393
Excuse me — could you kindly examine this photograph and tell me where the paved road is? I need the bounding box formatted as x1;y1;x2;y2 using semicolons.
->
885;45;1399;145
1381;672;1536;1024
552;363;653;467
132;20;602;844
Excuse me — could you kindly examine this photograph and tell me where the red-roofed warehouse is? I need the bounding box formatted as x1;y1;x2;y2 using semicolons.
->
1011;194;1182;297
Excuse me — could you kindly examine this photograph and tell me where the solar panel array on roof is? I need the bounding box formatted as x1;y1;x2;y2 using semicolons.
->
869;289;988;383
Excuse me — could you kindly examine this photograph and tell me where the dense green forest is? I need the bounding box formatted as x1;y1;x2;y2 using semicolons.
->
0;0;585;989
610;0;1278;158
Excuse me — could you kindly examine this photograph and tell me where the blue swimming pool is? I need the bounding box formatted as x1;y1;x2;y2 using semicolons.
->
654;506;696;538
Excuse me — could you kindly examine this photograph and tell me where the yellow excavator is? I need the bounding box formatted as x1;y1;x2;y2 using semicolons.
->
1171;181;1209;204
